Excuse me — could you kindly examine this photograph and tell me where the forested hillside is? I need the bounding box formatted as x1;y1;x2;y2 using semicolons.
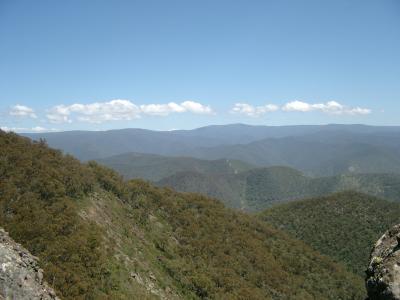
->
97;152;253;181
158;166;400;211
0;130;365;299
261;192;400;276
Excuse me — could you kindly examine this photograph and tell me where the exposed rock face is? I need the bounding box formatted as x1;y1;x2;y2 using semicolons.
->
0;228;59;300
366;224;400;300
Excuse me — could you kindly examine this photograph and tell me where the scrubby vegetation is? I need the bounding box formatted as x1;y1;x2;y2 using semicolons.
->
0;132;110;298
119;182;366;299
0;130;366;299
261;191;400;276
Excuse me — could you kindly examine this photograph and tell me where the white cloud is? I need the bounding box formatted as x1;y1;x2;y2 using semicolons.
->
140;102;186;116
47;99;141;123
140;101;213;116
47;99;214;123
230;100;370;117
180;101;213;114
346;106;371;115
230;103;279;117
9;105;37;118
46;105;72;123
282;100;313;112
282;100;371;115
1;126;57;133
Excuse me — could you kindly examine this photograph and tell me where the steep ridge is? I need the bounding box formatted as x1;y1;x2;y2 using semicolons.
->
0;130;365;299
261;192;400;276
0;228;59;300
0;131;161;299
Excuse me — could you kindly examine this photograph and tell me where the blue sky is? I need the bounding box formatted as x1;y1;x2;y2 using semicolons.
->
1;0;399;131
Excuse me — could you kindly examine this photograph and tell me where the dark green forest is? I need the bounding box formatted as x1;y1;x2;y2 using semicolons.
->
261;191;400;276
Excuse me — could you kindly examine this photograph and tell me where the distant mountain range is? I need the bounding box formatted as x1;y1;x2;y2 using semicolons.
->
187;130;400;176
24;124;400;176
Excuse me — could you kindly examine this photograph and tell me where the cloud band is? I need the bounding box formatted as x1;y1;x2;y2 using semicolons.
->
46;99;214;123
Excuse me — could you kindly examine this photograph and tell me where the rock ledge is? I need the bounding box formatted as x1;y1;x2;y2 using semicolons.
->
0;228;59;300
366;224;400;300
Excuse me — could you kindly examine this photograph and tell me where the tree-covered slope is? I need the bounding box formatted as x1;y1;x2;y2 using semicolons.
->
244;169;400;211
0;130;365;299
96;152;253;181
260;191;400;276
158;166;400;211
157;167;309;211
243;167;310;210
157;171;247;209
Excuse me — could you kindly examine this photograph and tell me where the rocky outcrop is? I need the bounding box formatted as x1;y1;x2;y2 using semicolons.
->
366;224;400;299
0;228;59;300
